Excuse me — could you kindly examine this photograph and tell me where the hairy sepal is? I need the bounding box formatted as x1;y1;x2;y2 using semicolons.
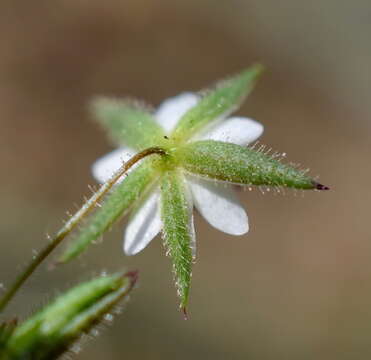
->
178;140;316;189
59;162;159;263
160;170;194;313
172;64;263;141
92;97;165;150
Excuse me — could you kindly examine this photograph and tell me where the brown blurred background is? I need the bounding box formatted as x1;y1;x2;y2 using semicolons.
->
0;1;370;359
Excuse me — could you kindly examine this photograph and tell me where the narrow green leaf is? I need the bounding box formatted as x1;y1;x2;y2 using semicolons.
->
59;161;159;263
160;170;194;313
92;97;165;150
2;272;136;360
178;140;318;189
172;64;263;141
0;320;17;351
59;273;135;338
39;275;123;337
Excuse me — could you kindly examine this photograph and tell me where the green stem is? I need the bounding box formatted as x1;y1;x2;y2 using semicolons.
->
0;147;166;313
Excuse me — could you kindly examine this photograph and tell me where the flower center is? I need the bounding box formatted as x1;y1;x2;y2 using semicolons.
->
149;136;180;172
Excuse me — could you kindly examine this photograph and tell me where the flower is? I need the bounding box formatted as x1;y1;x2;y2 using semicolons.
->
92;91;264;256
61;65;328;311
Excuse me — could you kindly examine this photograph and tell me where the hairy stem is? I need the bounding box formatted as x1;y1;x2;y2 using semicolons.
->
0;147;166;313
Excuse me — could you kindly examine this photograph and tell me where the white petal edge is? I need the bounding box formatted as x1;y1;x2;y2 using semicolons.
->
124;188;162;255
194;116;263;146
188;176;249;235
154;92;199;134
183;177;196;259
91;147;136;184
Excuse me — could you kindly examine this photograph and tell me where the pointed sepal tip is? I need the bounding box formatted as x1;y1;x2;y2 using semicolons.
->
313;182;330;190
181;306;189;321
124;270;139;288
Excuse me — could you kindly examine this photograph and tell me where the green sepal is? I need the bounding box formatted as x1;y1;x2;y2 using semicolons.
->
92;97;165;150
160;170;194;313
59;161;159;263
1;272;136;360
172;64;263;141
177;140;317;189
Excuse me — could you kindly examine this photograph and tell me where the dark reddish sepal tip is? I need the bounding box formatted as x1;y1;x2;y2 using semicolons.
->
125;270;139;288
313;182;330;191
181;306;189;320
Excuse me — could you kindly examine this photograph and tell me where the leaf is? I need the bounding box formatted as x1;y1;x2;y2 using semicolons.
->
92;97;165;150
2;272;137;360
160;170;194;314
59;161;159;263
0;320;17;351
172;64;263;141
178;140;318;189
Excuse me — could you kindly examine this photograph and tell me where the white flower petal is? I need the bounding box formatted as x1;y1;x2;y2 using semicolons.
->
195;116;263;145
188;176;249;235
124;189;162;255
91;147;136;184
155;92;199;134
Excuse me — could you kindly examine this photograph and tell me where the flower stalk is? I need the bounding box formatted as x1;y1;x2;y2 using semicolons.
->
0;147;166;313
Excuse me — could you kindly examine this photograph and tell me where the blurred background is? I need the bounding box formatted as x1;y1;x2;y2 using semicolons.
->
0;1;370;359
